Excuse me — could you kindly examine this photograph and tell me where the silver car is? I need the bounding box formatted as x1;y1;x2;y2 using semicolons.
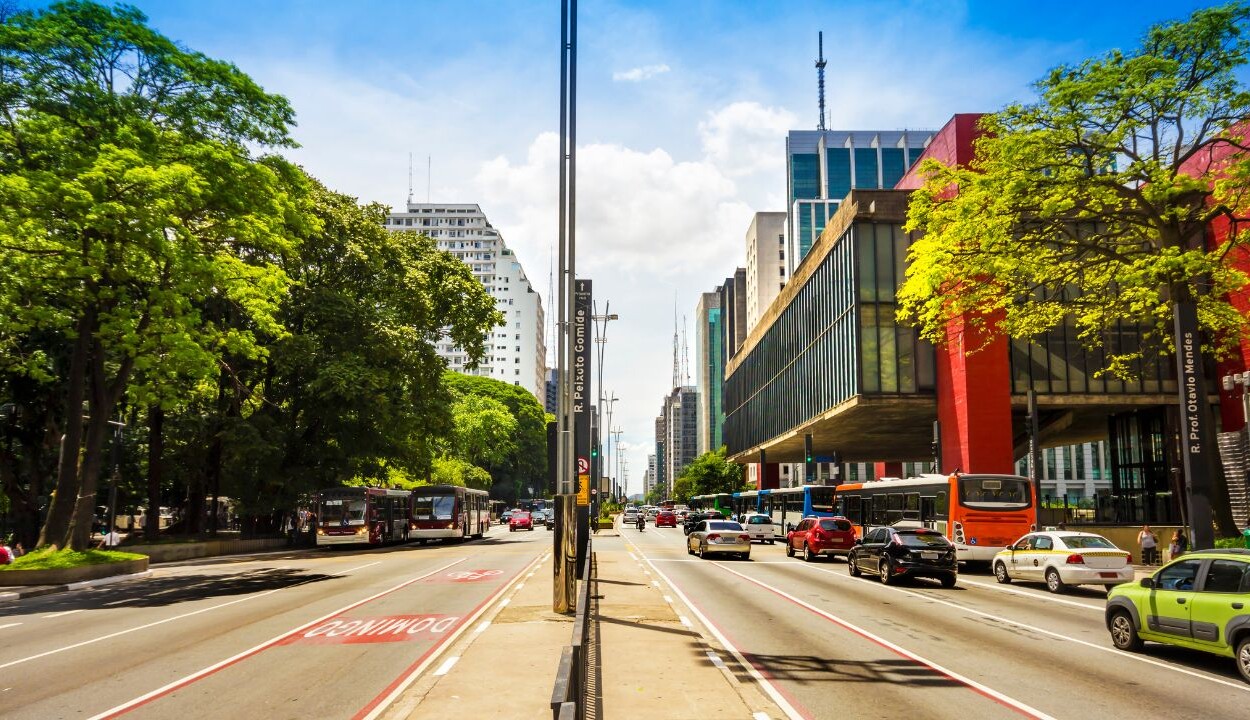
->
686;520;751;560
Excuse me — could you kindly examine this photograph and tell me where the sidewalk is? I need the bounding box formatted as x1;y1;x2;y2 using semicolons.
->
395;530;782;719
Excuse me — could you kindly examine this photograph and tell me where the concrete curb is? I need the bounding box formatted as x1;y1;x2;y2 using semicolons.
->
0;570;152;602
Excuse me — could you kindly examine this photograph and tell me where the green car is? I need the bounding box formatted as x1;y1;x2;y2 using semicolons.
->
1105;548;1250;682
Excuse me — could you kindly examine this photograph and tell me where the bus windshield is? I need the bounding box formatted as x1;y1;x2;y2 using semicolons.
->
958;476;1031;509
320;497;366;526
413;494;455;520
810;487;836;513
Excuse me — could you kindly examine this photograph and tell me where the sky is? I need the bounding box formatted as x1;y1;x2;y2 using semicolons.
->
65;0;1221;497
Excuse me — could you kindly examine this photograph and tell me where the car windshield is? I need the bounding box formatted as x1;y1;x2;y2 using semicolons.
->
898;532;951;547
819;519;852;531
707;521;743;531
958;476;1031;509
746;516;772;525
1060;535;1116;549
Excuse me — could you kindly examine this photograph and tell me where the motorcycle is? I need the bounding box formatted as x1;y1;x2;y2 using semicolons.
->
636;516;645;532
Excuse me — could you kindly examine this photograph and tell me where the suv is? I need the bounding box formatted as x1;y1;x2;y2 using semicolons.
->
786;516;856;560
1106;548;1250;682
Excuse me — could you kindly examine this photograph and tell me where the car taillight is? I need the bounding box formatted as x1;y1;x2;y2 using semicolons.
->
707;534;720;541
1065;553;1085;565
1125;553;1133;563
738;534;750;542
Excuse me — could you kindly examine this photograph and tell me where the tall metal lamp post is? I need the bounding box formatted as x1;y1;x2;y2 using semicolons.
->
592;302;618;508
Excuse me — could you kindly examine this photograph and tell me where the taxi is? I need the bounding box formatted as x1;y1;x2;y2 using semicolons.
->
993;530;1133;593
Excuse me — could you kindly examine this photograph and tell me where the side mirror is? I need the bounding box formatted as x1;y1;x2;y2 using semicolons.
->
854;538;863;546
1140;577;1154;589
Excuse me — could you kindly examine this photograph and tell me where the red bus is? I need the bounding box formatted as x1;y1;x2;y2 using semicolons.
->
409;485;490;542
316;487;412;546
834;473;1036;564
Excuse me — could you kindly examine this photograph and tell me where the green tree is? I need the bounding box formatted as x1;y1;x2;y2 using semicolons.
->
442;373;547;501
430;456;492;491
899;3;1250;539
0;2;299;549
448;394;517;468
677;447;747;498
671;475;694;504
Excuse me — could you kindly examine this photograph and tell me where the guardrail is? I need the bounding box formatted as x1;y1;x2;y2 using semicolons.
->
551;544;595;720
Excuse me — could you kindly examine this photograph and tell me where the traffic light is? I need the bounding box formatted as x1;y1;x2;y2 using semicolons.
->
804;434;814;464
804;433;815;485
591;445;598;458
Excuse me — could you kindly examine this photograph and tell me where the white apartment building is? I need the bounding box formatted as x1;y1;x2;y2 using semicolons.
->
384;202;546;400
744;211;787;331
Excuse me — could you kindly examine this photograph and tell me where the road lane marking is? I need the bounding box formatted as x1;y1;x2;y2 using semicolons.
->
515;583;525;590
432;656;459;676
792;562;1250;693
103;599;137;606
354;549;549;720
955;577;1103;610
83;558;468;719
498;598;510;608
42;609;85;619
678;615;692;627
706;651;727;670
339;561;382;574
663;595;674;604
0;623;20;631
714;561;1057;719
753;713;771;720
624;536;803;720
474;621;491;634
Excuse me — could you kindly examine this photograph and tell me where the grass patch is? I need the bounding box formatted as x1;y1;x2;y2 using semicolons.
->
1215;536;1249;550
1;546;146;571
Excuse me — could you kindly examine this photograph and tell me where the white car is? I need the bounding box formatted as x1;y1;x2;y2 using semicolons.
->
993;531;1134;593
622;508;640;524
740;513;776;544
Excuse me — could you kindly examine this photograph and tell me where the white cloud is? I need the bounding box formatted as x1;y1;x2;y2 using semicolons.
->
612;63;671;82
698;101;796;180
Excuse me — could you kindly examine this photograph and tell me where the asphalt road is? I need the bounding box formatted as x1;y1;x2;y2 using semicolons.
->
0;525;549;720
621;522;1250;720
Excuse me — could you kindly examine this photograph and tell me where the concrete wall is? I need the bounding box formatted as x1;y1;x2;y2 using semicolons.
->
124;537;287;564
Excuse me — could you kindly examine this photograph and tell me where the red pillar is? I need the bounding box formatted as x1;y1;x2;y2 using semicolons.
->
936;315;1015;474
757;463;781;490
873;461;903;479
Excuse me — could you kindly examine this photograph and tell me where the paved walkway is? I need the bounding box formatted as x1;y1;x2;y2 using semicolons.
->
393;529;781;719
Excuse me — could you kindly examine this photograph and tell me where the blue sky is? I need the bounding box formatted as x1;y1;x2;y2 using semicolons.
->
55;0;1226;495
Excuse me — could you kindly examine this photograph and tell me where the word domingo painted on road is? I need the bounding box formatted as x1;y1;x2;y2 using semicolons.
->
280;614;459;645
425;568;505;583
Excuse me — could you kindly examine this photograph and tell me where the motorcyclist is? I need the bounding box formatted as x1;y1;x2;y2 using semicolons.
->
636;514;645;531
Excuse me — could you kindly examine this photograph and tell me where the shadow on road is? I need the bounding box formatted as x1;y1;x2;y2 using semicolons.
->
735;651;964;688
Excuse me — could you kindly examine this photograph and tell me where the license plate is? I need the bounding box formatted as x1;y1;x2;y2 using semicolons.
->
1099;572;1118;579
922;551;941;560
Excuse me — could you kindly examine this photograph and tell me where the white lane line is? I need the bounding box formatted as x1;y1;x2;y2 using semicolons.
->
794;562;1250;693
103;599;137;606
956;577;1103;611
663;596;674;604
0;623;21;631
4;558;467;673
85;557;470;720
651;581;660;587
706;651;728;670
714;562;1057;720
474;621;491;634
515;583;525;591
498;598;511;608
526;572;535;578
42;610;84;619
625;537;803;720
338;561;382;575
432;656;460;676
678;615;692;628
753;713;771;720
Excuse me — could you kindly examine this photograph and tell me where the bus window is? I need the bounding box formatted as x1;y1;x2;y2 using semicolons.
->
844;495;862;524
904;493;920;520
785;492;804;516
870;498;887;525
958;476;1031;509
935;491;948;517
887;494;904;523
809;487;835;514
413;494;455;520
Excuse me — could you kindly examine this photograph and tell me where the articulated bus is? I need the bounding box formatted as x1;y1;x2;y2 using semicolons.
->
834;473;1036;564
410;485;490;541
689;493;734;515
732;486;838;539
316;487;412;546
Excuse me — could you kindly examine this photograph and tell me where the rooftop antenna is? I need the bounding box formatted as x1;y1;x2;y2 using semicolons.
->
671;301;680;392
816;31;827;131
407;152;413;205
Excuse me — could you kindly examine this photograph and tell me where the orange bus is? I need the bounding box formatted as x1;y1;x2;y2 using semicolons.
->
834;473;1036;565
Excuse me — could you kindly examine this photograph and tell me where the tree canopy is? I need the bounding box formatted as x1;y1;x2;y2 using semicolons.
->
899;2;1250;376
673;447;747;501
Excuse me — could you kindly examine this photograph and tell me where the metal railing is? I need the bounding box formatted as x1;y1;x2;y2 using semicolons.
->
551;546;595;719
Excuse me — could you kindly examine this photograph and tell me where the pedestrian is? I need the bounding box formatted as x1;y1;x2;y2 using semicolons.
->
1057;522;1067;531
13;541;25;558
1137;524;1158;565
1169;529;1188;560
96;528;122;549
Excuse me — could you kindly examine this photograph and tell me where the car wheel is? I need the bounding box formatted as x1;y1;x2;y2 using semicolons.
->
1236;635;1250;683
1109;610;1143;652
785;540;795;558
768;539;775;545
939;574;957;589
848;552;862;577
994;561;1012;584
699;542;707;559
880;559;895;585
1045;568;1066;594
803;542;816;563
687;541;695;556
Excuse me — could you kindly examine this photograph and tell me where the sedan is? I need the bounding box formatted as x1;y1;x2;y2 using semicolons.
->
849;526;958;587
741;513;776;544
786;516;856;560
655;511;677;528
509;511;533;532
686;520;751;560
994;531;1133;593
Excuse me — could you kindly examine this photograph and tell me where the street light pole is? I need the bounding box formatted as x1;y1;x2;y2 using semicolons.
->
592;301;619;497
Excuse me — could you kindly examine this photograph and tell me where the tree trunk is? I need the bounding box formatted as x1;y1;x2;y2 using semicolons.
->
146;405;163;538
68;396;116;550
38;312;92;549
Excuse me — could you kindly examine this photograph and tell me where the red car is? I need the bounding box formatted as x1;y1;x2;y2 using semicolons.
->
786;516;857;562
655;511;677;528
509;511;533;531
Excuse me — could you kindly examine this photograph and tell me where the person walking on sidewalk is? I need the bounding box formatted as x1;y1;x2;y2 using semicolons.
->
1138;524;1159;565
1169;529;1188;560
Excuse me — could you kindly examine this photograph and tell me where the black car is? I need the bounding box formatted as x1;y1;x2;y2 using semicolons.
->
682;510;724;535
848;526;958;587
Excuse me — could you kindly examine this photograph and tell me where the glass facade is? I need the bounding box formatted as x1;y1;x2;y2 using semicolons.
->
708;307;724;450
724;219;933;453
